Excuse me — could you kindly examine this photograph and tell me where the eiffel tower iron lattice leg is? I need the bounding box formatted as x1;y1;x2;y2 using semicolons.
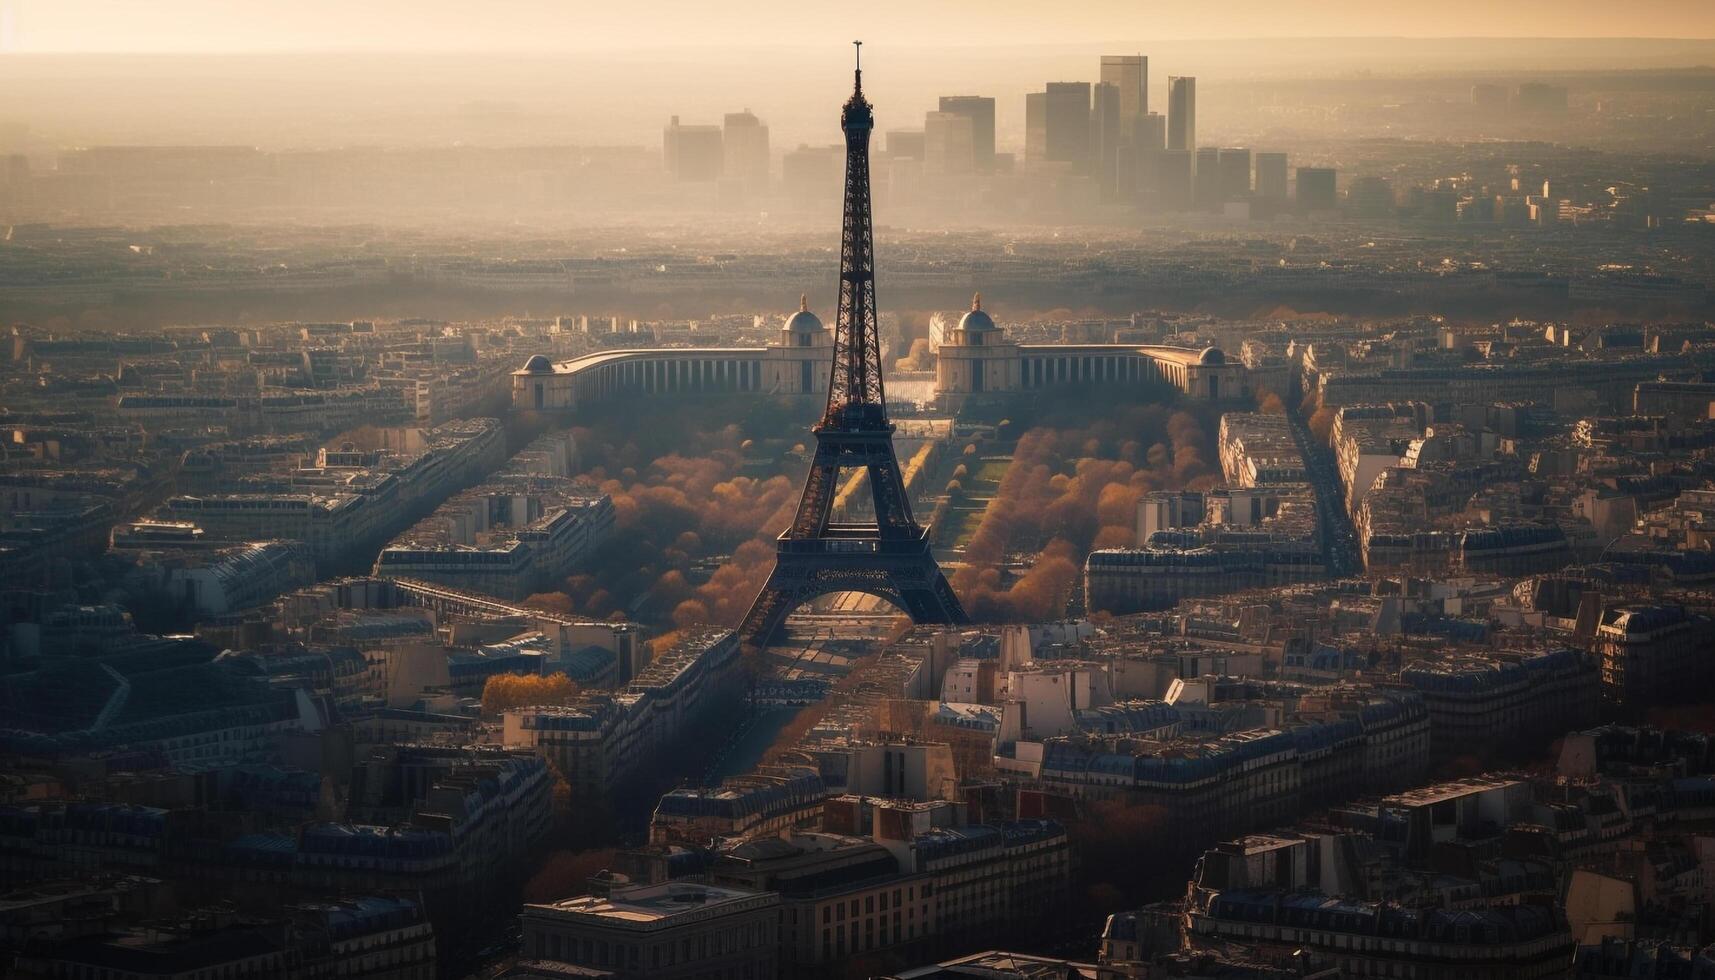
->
738;43;967;647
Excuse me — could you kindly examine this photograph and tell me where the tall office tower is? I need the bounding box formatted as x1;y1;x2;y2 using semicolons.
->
1025;92;1047;163
661;120;679;175
1137;113;1167;153
1471;83;1508;108
722;110;770;186
1100;55;1148;138
923;110;976;176
1044;82;1093;171
1156;149;1194;210
783;144;842;201
1217;148;1252;201
1091;82;1122;196
938;96;996;172
884;154;923;207
663;116;724;181
1347;175;1394;217
886;129;926;160
1297;166;1338;212
1127;112;1169;201
1194;146;1221;210
1167;76;1196;152
1254;152;1289;201
1114;143;1139;201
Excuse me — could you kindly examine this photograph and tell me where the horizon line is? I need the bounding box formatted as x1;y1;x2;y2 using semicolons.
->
6;35;1715;56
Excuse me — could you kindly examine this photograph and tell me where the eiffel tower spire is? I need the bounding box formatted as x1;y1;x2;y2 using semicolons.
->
739;45;968;647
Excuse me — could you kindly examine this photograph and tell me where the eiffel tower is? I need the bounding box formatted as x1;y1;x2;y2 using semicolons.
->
738;42;968;647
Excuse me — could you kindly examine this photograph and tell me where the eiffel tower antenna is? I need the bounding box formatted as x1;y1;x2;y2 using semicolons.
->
738;46;967;647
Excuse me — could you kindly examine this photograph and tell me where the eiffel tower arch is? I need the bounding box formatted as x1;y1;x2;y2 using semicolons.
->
739;44;968;647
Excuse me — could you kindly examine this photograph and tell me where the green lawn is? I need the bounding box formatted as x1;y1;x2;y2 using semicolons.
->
949;507;990;550
972;458;1011;488
945;455;1013;552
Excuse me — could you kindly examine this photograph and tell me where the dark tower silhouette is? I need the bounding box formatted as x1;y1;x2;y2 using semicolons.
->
739;43;968;646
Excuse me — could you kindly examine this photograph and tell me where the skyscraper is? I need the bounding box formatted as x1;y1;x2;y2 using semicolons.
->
937;96;995;172
1471;83;1508;108
885;130;926;160
1044;82;1092;171
722;110;770;186
1217;148;1252;201
1167;76;1196;153
783;144;842;201
1091;82;1121;196
1194;146;1220;210
1255;152;1289;202
1297;167;1338;212
1025;92;1047;164
1127;111;1169;202
663;115;723;181
923;110;976;176
1347;175;1394;217
1100;55;1148;139
1156;149;1194;211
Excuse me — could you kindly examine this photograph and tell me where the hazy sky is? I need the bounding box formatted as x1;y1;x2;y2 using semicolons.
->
4;0;1714;53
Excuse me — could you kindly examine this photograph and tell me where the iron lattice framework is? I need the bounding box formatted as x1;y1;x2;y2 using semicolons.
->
824;54;886;428
738;44;968;647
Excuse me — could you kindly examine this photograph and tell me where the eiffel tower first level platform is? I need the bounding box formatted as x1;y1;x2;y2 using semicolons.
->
739;524;966;646
738;425;968;647
738;43;966;646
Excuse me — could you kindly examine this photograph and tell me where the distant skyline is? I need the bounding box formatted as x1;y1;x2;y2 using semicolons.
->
3;0;1715;53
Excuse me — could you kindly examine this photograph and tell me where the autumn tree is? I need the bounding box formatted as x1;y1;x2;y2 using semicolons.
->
481;672;581;715
522;847;619;903
1308;406;1338;446
522;592;576;615
896;338;935;372
648;629;685;658
945;405;1221;622
1648;704;1715;734
1069;799;1174;911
